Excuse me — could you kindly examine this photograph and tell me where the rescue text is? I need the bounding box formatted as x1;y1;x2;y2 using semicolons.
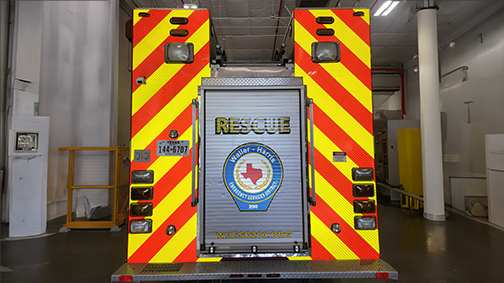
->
215;117;291;135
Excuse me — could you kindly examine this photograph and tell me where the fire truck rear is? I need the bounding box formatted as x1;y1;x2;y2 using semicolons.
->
112;7;398;282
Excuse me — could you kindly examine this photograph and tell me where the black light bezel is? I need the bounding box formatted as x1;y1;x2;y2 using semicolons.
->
353;184;374;197
353;199;376;214
130;202;153;217
131;187;153;200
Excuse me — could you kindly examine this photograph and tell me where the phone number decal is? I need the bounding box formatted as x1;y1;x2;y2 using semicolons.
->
216;231;291;239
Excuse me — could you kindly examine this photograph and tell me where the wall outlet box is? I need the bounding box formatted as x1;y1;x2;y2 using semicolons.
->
443;154;459;162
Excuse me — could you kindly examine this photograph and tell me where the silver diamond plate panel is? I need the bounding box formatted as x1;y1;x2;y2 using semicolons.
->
111;259;398;282
201;77;303;87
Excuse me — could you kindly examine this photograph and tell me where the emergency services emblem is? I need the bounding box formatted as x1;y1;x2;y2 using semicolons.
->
223;143;283;211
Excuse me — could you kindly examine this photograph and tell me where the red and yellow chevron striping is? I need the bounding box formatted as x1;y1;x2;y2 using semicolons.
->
129;9;210;263
128;7;379;264
294;8;379;260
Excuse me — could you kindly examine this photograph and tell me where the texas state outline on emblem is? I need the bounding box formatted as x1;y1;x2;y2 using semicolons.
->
222;143;284;211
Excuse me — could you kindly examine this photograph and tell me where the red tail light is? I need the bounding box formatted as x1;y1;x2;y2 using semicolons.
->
119;275;133;282
376;272;390;279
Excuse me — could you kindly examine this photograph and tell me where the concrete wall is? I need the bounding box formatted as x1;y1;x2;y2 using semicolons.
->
404;7;504;204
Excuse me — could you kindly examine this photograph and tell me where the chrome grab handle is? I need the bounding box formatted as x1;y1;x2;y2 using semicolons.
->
191;99;199;207
308;98;316;206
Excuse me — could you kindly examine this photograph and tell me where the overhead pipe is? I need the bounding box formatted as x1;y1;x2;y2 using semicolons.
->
372;68;405;119
281;15;293;45
441;65;468;82
271;0;284;61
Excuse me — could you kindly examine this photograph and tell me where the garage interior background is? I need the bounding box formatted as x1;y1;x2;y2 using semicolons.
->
0;0;503;225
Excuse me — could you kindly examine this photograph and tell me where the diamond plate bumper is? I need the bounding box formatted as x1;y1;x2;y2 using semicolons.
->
111;259;398;281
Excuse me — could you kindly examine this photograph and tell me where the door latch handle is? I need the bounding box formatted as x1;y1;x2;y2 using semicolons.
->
191;99;199;207
308;98;316;206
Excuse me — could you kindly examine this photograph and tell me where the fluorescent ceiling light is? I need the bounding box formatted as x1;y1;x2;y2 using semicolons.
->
382;1;399;16
374;0;399;17
374;1;392;16
183;4;198;9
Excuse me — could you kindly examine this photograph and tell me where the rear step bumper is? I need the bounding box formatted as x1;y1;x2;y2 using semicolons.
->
111;259;398;281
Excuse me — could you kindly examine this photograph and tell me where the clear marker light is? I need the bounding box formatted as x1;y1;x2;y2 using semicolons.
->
131;170;154;184
355;216;377;230
165;43;194;63
130;219;152;234
311;42;340;63
352;168;374;181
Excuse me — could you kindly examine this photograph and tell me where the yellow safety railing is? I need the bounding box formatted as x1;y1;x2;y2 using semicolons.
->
59;146;129;230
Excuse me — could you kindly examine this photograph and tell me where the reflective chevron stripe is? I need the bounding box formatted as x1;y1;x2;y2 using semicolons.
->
295;8;379;260
128;9;210;264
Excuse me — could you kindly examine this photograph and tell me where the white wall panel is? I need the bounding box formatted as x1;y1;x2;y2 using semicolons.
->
439;7;504;205
38;1;116;220
404;7;504;205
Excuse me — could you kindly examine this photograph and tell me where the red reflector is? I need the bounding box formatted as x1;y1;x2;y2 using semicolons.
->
119;275;133;282
353;11;365;17
376;273;390;279
229;274;244;278
267;274;281;277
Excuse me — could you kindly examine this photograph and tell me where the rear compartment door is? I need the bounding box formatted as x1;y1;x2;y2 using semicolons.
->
198;80;309;256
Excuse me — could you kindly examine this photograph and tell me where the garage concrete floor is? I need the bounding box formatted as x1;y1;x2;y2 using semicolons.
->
2;203;504;283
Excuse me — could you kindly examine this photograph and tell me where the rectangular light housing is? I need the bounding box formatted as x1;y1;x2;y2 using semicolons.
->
352;168;374;181
355;216;376;230
353;184;374;197
130;203;153;217
170;17;189;25
354;200;376;214
130;219;152;234
316;28;335;36
311;42;340;63
169;29;189;37
131;170;154;184
316;16;334;24
165;42;194;63
131;187;153;200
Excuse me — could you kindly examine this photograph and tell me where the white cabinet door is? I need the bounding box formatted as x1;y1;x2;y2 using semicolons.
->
488;169;504;228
